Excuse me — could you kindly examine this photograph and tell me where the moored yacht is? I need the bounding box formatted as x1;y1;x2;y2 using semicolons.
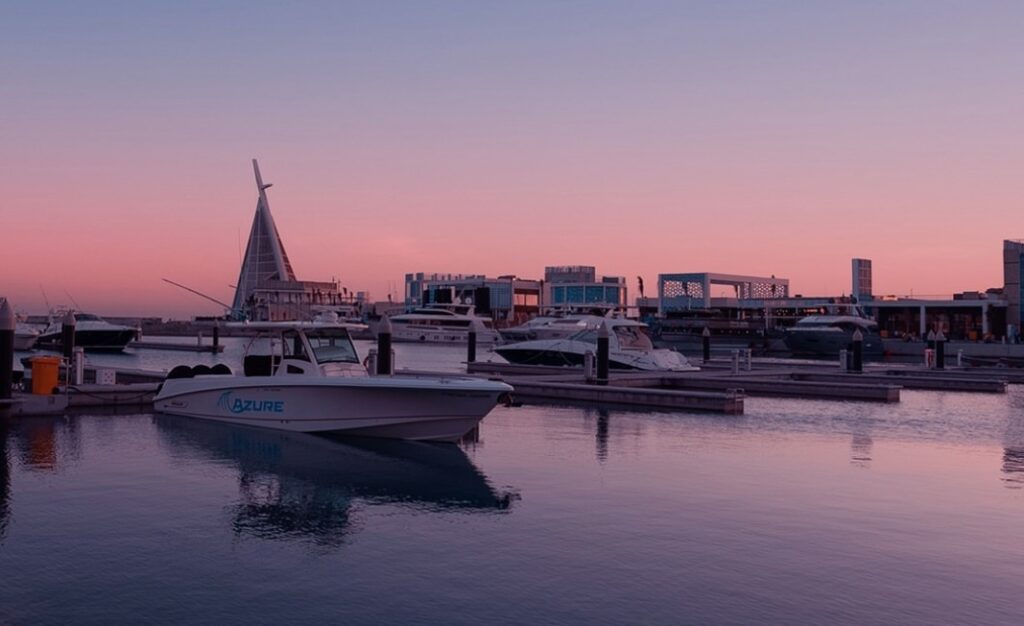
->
36;312;137;352
494;317;698;371
14;323;41;351
499;314;604;342
783;314;884;357
153;321;512;442
387;304;500;344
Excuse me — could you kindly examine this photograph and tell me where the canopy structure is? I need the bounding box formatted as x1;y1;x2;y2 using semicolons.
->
231;159;297;318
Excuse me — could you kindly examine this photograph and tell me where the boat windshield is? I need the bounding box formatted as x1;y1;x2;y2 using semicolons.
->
306;328;359;364
614;325;654;349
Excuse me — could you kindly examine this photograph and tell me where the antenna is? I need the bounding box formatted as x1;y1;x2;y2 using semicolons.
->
39;285;52;312
64;290;81;310
162;278;236;313
253;158;272;192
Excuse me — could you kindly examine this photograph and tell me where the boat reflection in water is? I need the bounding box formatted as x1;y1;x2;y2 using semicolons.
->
154;416;516;546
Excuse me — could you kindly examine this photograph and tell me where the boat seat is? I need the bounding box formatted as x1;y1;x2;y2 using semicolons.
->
243;355;280;377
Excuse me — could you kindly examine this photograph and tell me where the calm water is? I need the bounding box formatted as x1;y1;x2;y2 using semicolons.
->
3;343;1024;624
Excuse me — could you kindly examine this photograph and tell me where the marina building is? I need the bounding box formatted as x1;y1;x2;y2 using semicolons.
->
852;258;873;302
871;292;1005;341
1004;240;1024;332
232;160;356;321
543;266;627;313
402;265;625;322
656;272;790;315
404;273;542;322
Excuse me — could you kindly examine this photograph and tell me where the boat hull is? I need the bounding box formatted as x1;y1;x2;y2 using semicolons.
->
154;376;511;442
36;329;136;352
14;334;38;351
783;330;885;358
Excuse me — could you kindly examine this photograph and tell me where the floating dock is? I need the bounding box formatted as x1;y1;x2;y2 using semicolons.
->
502;379;744;413
2;352;1019;420
467;353;1020;412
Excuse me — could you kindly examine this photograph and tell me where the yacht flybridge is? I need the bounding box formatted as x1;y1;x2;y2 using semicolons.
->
153;321;512;442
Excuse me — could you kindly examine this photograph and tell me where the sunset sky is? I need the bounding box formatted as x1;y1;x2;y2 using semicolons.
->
3;1;1023;317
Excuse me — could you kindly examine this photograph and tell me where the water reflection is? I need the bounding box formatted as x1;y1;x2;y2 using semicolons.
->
7;416;83;473
154;417;516;546
0;421;10;541
1002;409;1024;489
850;432;873;468
595;410;610;463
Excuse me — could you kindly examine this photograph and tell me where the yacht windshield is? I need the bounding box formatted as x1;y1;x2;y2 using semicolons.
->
614;325;654;349
306;328;359;364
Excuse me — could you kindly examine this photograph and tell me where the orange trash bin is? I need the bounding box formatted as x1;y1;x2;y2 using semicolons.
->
31;356;62;395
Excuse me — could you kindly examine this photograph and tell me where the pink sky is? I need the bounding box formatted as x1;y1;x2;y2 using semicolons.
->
2;2;1022;317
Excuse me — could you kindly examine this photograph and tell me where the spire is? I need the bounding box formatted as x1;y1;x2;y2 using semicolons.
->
231;159;297;317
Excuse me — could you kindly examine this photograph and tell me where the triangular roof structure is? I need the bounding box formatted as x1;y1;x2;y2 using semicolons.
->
231;159;297;317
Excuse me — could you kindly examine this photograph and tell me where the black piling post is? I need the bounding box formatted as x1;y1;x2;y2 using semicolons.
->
852;328;864;373
61;310;76;361
596;320;610;386
467;321;478;363
212;324;220;351
702;326;711;363
377;316;393;375
936;330;946;370
0;300;14;401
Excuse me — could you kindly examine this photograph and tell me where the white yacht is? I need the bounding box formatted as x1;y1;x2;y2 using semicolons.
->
499;314;604;342
36;312;137;352
494;317;698;371
387;304;501;344
14;323;40;351
783;307;884;358
153;321;512;442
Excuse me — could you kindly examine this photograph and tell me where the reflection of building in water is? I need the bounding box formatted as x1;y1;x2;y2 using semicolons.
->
1001;448;1024;489
155;417;515;547
850;433;873;468
1002;410;1024;489
0;424;10;541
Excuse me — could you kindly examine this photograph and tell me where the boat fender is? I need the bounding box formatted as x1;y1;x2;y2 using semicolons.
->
498;392;517;407
167;365;194;379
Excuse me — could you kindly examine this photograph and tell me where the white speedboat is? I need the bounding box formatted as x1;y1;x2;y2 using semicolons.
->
36;312;136;352
153;321;512;442
388;304;501;344
494;318;698;371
